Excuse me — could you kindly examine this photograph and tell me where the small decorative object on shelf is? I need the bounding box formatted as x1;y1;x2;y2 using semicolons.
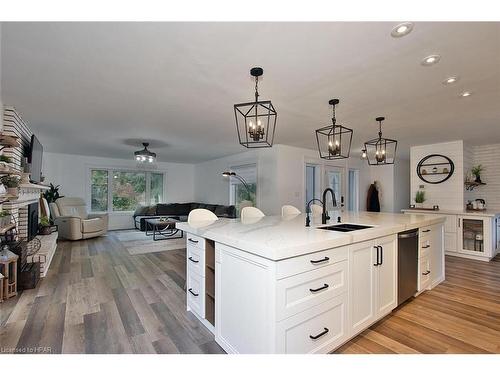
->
414;190;426;208
471;164;484;183
416;154;455;184
0;210;11;227
0;175;20;197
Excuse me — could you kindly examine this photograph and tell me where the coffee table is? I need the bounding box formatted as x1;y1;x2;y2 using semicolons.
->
144;218;183;241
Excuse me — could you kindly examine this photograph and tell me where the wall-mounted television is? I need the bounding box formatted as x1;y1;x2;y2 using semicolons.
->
28;134;43;184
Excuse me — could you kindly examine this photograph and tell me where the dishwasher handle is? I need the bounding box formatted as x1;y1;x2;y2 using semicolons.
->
398;231;419;239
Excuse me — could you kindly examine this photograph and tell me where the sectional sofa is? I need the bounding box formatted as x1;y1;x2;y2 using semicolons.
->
133;202;236;231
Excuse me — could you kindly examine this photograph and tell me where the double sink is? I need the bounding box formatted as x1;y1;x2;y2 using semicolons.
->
318;223;373;232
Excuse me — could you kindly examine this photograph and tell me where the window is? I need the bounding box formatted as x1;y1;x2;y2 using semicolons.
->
90;168;165;212
228;164;257;215
150;173;164;205
325;166;343;206
305;164;320;210
112;171;146;211
91;170;108;211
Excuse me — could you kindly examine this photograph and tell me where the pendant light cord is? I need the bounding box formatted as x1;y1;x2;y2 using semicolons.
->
255;76;259;102
331;103;337;125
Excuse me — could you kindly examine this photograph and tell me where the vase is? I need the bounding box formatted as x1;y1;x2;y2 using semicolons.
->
7;187;18;197
415;203;423;208
474;175;482;183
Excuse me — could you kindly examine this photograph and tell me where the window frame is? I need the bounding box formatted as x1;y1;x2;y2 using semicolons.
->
87;166;166;214
227;162;259;210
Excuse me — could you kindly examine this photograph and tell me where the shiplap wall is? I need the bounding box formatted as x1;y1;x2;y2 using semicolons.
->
410;140;465;211
467;143;500;211
2;106;36;240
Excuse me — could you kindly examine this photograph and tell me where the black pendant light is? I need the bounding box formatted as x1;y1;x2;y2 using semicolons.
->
364;117;397;165
234;67;277;148
134;142;156;163
315;99;353;160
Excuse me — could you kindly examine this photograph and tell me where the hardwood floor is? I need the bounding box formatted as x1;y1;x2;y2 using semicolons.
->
335;254;500;354
0;232;224;354
1;231;499;354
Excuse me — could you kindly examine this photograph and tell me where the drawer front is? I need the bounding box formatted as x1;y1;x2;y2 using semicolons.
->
419;238;431;258
276;261;347;321
419;226;432;240
187;243;205;277
418;256;431;291
186;233;205;250
276;247;348;280
187;272;205;318
276;293;348;354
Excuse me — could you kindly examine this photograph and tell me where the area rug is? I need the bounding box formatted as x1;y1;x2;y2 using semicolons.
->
114;230;186;255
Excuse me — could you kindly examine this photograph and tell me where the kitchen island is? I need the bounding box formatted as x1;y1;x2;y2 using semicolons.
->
176;211;445;354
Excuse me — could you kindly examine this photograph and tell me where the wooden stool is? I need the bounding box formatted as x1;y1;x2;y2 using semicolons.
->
0;273;4;302
0;250;19;299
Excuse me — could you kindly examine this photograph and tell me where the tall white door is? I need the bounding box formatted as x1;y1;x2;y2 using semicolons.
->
376;236;397;316
324;166;345;209
349;241;377;336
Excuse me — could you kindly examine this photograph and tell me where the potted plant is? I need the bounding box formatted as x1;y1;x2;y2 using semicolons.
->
0;175;20;196
415;190;426;208
0;155;11;172
43;183;64;203
471;165;484;183
39;215;53;235
0;210;11;227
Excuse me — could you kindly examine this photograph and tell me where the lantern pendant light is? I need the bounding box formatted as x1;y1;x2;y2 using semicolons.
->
234;67;277;148
315;99;353;160
364;117;398;166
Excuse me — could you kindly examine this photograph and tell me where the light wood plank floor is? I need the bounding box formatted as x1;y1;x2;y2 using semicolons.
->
1;231;499;354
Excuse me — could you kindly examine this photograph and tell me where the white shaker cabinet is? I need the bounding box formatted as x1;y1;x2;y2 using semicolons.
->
349;234;397;337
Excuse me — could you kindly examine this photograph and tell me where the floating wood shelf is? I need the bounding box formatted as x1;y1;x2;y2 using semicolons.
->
0;133;20;150
465;181;486;191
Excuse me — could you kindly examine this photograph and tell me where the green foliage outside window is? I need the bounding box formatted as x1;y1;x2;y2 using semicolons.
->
234;183;257;215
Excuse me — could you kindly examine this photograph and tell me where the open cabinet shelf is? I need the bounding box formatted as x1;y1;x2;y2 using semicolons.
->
205;239;216;326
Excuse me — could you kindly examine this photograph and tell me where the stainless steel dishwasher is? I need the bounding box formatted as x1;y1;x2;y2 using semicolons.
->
397;229;419;305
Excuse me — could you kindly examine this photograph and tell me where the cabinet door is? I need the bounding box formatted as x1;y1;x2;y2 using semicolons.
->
376;235;397;316
457;216;492;258
349;240;377;336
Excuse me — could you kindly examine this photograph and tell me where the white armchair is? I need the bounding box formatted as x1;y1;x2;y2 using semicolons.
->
49;197;108;240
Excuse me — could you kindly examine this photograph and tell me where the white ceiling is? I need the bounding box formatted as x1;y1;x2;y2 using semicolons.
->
1;22;499;163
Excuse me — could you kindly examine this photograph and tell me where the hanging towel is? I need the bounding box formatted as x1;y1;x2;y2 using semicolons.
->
366;183;380;212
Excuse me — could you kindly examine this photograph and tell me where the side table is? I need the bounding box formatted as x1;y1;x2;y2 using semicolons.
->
0;249;19;299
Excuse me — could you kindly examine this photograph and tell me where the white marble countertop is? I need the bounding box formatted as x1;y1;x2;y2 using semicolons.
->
176;211;445;261
401;208;500;217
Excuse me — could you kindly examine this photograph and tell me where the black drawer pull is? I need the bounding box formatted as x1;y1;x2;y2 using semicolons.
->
422;270;431;275
188;238;199;243
309;327;329;340
309;284;329;293
188;256;199;263
422;229;431;233
188;288;199;297
422;245;430;249
310;256;329;264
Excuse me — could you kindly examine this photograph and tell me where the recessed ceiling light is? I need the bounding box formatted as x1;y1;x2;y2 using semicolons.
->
460;91;473;97
421;54;441;66
391;22;414;38
443;76;459;85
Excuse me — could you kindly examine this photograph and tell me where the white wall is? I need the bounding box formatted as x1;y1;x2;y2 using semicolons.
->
466;143;500;211
42;152;195;230
194;144;371;215
410;140;465;211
